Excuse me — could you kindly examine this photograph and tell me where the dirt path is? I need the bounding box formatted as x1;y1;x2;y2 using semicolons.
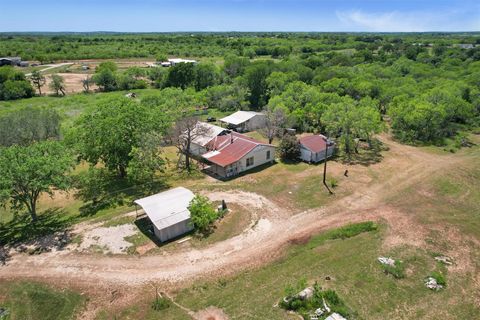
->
0;137;459;288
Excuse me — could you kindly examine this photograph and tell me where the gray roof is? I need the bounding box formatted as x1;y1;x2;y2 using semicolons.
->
220;111;264;125
134;187;195;230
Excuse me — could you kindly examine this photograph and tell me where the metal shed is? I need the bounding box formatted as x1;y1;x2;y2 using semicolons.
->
220;111;266;132
134;187;195;242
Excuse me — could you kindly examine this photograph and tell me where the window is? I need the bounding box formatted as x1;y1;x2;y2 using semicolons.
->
246;157;254;167
266;150;271;160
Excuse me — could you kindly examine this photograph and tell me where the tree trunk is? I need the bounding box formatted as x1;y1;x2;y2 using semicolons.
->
38;85;42;96
118;165;127;178
30;200;38;223
268;136;273;144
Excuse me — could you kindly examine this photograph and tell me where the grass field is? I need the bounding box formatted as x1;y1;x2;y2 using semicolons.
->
0;282;85;320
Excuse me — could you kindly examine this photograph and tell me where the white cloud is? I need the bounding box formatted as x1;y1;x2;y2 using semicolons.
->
336;9;477;32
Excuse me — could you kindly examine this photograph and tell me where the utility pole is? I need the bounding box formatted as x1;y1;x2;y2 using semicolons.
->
322;137;333;195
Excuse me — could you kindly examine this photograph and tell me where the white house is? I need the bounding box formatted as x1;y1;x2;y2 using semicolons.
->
134;187;195;242
299;135;335;163
202;132;275;178
219;111;266;132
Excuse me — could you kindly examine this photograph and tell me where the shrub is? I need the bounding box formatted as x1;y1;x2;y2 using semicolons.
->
430;271;447;286
329;177;338;188
151;296;170;311
188;195;219;234
279;134;300;162
329;222;377;240
382;261;405;279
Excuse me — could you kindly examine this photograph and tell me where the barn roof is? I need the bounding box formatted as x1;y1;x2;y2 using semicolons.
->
220;111;264;125
299;135;329;153
203;132;272;167
134;187;194;230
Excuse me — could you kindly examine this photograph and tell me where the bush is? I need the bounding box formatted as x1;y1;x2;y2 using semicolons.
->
329;222;377;240
279;134;300;162
430;271;446;286
329;177;338;188
382;261;405;279
188;195;219;235
151;296;170;311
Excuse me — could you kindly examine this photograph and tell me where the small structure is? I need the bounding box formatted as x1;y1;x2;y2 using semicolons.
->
219;111;266;132
167;58;197;66
134;187;195;242
299;134;335;163
0;57;22;66
325;313;347;320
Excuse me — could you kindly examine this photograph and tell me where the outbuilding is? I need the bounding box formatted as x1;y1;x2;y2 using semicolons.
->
299;134;335;163
219;111;266;132
134;187;195;242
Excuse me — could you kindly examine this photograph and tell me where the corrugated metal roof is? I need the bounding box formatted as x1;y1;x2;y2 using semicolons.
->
191;122;226;147
134;187;194;230
203;133;272;167
299;135;329;153
220;111;264;125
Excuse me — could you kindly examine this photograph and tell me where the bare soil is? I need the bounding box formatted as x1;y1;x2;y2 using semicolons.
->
0;134;477;319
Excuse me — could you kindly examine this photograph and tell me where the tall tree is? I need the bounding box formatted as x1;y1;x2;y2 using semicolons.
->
49;74;66;96
261;106;286;144
0;141;74;222
165;62;196;89
71;97;159;178
244;62;272;109
167;117;212;173
30;70;46;95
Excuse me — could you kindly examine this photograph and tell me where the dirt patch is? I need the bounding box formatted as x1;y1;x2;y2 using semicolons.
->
288;234;311;245
193;306;229;320
44;73;98;94
77;224;138;254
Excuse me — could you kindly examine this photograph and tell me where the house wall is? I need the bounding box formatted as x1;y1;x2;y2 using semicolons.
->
238;145;275;174
300;145;335;163
245;114;266;131
154;219;194;242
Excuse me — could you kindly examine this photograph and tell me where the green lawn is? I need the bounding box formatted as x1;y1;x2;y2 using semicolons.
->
0;282;85;320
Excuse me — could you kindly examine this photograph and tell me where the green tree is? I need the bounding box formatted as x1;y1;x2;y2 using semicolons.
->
92;68;117;92
127;132;166;183
30;70;46;95
194;63;218;91
165;62;196;89
278;133;300;162
0;66;34;101
71;97;158;178
188;195;218;234
223;55;250;78
244;62;272;109
0;141;74;222
49;74;66;96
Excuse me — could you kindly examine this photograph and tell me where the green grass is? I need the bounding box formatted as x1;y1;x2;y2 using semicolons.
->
0;282;85;320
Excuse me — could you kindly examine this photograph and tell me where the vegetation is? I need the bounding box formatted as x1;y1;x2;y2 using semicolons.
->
0;66;34;100
188;195;218;234
279;133;300;162
0;141;74;221
0;281;85;320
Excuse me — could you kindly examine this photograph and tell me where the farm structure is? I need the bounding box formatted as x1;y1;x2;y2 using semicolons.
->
0;57;22;66
134;187;195;242
220;111;266;132
299;135;335;163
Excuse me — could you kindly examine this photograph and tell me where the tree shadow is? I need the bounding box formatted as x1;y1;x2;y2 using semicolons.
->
0;208;74;248
337;139;388;166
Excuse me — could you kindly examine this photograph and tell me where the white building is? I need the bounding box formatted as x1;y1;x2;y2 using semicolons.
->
219;111;266;132
134;187;195;242
190;122;227;156
299;135;335;163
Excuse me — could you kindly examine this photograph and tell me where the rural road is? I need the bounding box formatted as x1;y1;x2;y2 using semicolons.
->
25;62;74;76
0;137;457;287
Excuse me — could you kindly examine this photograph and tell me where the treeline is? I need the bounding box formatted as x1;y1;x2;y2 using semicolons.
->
1;33;479;61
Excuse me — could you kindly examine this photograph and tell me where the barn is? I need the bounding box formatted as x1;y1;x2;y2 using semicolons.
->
220;111;266;132
134;187;195;242
299;135;335;163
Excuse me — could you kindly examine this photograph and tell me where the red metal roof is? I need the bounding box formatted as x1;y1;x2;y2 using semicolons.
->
203;132;271;167
299;135;328;153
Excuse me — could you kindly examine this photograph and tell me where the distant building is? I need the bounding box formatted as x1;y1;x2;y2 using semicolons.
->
457;44;475;49
219;111;266;132
134;187;195;242
299;134;335;163
167;58;197;66
0;57;22;66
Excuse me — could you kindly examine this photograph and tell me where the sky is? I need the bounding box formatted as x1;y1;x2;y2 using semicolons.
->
0;0;479;32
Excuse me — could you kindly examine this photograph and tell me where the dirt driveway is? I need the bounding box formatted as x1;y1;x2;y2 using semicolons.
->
0;136;461;289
